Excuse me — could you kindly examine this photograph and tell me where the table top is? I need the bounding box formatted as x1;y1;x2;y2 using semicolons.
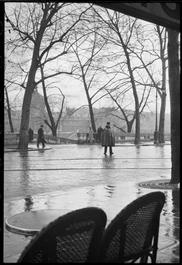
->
5;209;69;236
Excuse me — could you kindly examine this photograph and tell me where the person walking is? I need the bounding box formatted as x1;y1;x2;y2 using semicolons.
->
37;125;46;149
101;122;115;155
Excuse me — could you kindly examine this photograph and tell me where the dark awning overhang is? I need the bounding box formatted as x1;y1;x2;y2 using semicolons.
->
91;2;180;31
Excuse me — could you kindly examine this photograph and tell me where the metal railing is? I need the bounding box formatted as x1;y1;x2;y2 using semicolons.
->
4;132;171;146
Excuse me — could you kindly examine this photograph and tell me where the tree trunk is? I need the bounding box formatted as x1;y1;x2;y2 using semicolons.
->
156;25;167;144
168;29;180;184
83;75;96;133
7;108;14;133
51;126;57;137
17;4;60;149
40;65;57;137
88;100;96;132
18;79;35;149
134;108;140;145
127;120;133;133
18;44;39;148
158;92;166;143
124;46;140;144
5;86;14;133
18;15;48;149
158;37;167;144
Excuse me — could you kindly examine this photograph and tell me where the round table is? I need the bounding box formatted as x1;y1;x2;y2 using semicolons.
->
5;209;69;236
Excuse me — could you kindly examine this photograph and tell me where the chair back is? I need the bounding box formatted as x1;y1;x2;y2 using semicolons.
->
18;207;107;263
99;191;165;263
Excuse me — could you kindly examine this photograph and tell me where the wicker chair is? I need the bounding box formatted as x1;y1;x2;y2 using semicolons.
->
99;191;165;263
17;207;107;263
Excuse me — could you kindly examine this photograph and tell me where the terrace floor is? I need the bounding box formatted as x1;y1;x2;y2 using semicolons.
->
4;143;179;263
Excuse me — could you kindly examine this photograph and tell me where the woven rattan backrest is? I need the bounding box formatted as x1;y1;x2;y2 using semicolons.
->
17;207;107;263
100;192;165;262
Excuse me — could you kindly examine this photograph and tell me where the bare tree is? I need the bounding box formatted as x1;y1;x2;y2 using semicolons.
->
155;26;168;143
4;84;14;132
70;24;117;132
35;35;74;137
5;2;91;149
4;57;25;133
93;8;155;144
127;24;168;143
40;65;65;137
105;79;151;134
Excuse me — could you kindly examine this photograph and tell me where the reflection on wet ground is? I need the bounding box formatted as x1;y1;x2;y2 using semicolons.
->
4;144;179;263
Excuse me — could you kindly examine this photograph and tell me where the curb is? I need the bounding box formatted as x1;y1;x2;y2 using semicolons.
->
4;147;52;153
138;179;180;190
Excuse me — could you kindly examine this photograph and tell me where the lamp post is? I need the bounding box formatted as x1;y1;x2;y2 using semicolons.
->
154;87;159;144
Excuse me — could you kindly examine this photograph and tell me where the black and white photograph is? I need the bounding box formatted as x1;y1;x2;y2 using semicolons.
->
3;2;180;263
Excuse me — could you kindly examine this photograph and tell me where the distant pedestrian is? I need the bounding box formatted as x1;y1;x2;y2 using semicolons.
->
101;122;115;155
28;128;34;142
86;133;89;143
97;126;103;143
37;125;46;149
77;129;81;143
88;126;94;143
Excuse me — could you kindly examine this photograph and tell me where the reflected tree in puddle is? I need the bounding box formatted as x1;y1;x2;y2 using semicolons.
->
159;190;179;263
104;185;115;198
135;144;141;153
19;151;44;212
19;149;28;157
171;189;179;216
170;189;180;262
19;151;31;201
24;195;34;212
162;191;173;237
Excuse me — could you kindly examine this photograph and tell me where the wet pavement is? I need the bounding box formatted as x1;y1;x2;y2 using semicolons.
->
4;143;179;263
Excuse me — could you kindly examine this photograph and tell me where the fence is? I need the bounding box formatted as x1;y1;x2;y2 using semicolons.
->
77;132;171;144
4;132;171;146
4;133;19;146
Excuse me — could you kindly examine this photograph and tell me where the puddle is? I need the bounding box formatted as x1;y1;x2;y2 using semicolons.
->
4;144;179;263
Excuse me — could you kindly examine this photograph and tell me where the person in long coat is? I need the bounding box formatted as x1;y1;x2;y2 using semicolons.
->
37;125;46;149
101;122;115;155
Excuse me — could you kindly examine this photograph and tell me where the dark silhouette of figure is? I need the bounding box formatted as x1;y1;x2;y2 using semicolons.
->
101;122;115;155
37;125;46;149
28;128;34;142
97;126;103;143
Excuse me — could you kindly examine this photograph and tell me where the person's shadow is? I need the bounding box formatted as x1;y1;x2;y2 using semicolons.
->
102;155;114;169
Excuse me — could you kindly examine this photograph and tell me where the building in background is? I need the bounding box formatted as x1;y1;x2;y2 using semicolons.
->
5;90;48;134
4;93;170;140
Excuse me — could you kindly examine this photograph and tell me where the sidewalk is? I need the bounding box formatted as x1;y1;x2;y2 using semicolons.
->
4;143;179;263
